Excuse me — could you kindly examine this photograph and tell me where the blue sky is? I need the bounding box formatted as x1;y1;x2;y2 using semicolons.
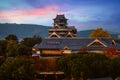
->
0;0;120;31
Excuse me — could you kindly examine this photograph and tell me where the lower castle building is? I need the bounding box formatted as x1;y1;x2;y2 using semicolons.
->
32;14;120;56
32;37;120;56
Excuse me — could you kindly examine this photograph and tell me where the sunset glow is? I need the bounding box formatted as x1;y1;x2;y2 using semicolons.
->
0;0;120;31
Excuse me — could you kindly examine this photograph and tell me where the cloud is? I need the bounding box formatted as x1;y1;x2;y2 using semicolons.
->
0;5;59;16
0;5;59;23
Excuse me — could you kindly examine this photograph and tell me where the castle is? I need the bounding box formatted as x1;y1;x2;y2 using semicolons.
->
32;14;120;56
32;14;120;80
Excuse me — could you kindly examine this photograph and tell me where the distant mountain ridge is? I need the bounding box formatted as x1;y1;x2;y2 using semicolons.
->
78;30;120;38
0;23;49;39
77;30;93;38
0;23;119;39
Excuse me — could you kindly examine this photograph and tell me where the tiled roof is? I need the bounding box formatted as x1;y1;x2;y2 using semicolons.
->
54;15;67;20
33;38;120;50
115;43;120;49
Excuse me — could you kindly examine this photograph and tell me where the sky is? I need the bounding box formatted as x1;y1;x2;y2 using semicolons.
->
0;0;120;31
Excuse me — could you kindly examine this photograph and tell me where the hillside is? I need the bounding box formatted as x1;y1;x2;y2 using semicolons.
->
0;23;49;39
0;23;119;39
77;30;93;37
77;30;119;38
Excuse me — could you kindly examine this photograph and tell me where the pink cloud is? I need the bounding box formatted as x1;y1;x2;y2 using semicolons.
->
0;5;59;23
0;5;59;17
19;6;59;16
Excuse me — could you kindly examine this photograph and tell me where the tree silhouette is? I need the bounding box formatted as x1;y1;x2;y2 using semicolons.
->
89;28;111;38
5;34;18;43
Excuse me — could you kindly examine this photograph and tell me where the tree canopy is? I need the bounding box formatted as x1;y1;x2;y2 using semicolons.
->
111;57;120;79
89;28;111;38
6;40;18;57
0;57;34;80
0;40;7;55
57;53;120;80
21;35;42;47
5;34;18;43
16;44;31;56
0;34;42;57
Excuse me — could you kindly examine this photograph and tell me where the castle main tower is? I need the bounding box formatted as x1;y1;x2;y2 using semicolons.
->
53;14;67;28
48;14;77;38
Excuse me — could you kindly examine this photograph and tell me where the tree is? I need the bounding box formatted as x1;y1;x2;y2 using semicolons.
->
5;35;36;57
6;40;18;57
5;34;18;43
16;44;31;56
110;57;120;79
57;54;86;80
0;40;7;56
82;53;111;78
0;57;35;80
103;47;117;57
89;28;111;38
21;35;42;47
6;41;32;57
57;53;111;80
0;58;5;66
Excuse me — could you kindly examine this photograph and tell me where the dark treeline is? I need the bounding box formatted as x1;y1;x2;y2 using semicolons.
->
0;34;42;57
0;57;34;80
0;34;42;80
57;53;120;80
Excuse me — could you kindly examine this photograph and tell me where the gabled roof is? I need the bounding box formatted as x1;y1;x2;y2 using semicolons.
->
66;32;74;37
48;32;61;38
87;39;107;47
33;38;120;50
63;45;70;50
